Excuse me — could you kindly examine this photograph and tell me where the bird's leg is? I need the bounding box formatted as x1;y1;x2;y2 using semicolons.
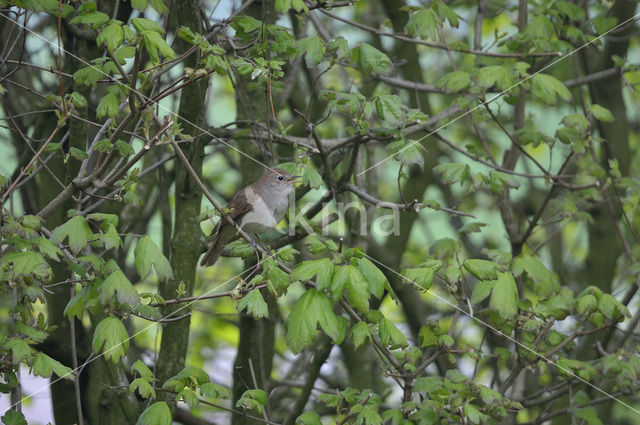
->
250;234;262;274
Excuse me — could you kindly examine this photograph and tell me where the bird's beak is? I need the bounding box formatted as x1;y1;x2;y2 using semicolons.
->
286;175;302;183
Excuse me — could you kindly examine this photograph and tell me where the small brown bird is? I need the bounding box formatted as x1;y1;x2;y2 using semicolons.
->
200;168;300;267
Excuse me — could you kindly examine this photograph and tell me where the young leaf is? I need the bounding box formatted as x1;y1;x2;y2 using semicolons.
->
96;92;119;118
97;21;124;52
463;259;501;280
136;402;172;425
355;258;388;299
489;272;519;320
99;268;140;307
374;95;406;127
296;36;324;66
130;377;156;399
131;359;154;379
433;162;470;185
589;104;614;122
402;266;434;290
31;352;73;380
379;318;408;349
69;11;110;30
237;290;269;319
332;265;369;313
92;317;129;363
296;411;322;425
50;215;94;254
135;236;173;280
350;322;371;349
406;9;439;40
437;71;471;93
289;258;334;291
351;43;392;76
531;74;572;105
286;289;340;353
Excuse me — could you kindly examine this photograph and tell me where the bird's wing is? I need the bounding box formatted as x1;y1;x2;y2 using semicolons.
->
225;186;253;223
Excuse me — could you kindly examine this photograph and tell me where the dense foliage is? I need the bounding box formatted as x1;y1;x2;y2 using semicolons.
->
1;0;640;425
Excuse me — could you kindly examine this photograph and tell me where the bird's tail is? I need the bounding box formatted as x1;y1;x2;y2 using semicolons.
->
200;225;235;267
200;236;224;267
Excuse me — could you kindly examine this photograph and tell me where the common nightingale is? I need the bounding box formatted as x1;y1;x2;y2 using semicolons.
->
200;167;300;267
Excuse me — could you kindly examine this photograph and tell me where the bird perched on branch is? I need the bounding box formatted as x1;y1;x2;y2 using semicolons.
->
200;167;300;267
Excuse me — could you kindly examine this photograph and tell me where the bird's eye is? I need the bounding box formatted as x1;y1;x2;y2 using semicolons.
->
277;175;284;181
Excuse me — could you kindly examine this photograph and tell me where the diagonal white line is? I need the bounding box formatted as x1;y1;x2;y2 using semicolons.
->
362;253;640;415
0;11;279;175
357;12;640;176
5;260;266;411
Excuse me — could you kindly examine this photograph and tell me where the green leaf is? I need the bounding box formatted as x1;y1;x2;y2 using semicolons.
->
73;65;103;87
31;352;73;380
418;326;437;347
351;43;392;76
50;215;93;254
200;382;230;399
406;9;439;40
433;162;470;185
296;36;324;66
374;94;406;127
1;410;26;425
232;16;262;34
477;65;510;90
148;0;168;14
92;317;129;362
332;265;369;313
464;259;501;280
489;171;520;194
135;236;174;280
114;46;136;64
296;411;322;425
402;266;434;291
69;11;110;29
512;254;558;297
350;322;371;349
327;36;349;59
131;0;147;12
6;339;32;363
575;294;597;316
289;258;334;291
589;104;614;122
96;92;119;118
265;259;289;296
116;140;135;157
131;359;154;378
237;290;269;319
97;21;124;52
286;289;341;353
303;166;323;190
378;318;408;349
592;16;617;35
102;223;122;251
142;30;176;64
3;251;49;278
489;272;519;320
131;17;164;34
355;258;388;299
471;280;495;304
130;377;156;399
163;366;210;391
437;71;471;93
136;402;172;425
99;268;140;307
531;74;572;105
236;389;267;413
